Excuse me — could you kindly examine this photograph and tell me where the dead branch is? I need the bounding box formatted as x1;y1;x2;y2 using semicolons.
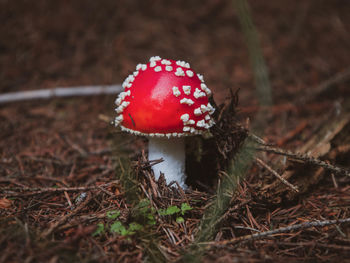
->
1;180;119;196
41;192;92;238
0;85;122;104
203;217;350;246
297;67;350;104
255;145;350;177
255;157;299;192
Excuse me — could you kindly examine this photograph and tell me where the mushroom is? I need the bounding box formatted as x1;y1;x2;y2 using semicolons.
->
114;56;215;188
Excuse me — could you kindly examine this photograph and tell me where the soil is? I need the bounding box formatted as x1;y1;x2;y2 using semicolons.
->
1;0;350;262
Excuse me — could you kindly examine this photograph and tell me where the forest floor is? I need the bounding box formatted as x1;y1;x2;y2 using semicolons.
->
1;0;350;262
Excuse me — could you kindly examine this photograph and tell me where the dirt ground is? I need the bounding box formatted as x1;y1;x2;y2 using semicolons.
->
1;0;350;262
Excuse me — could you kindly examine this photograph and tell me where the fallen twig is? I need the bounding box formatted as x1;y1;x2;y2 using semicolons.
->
203;217;350;246
255;145;350;177
297;67;350;104
1;180;119;196
248;133;268;145
255;157;299;192
41;193;92;238
0;85;122;104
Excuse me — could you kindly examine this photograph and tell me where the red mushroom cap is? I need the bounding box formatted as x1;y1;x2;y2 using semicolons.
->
114;56;215;137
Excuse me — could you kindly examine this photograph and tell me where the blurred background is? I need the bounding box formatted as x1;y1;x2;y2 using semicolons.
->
1;1;350;261
1;0;349;106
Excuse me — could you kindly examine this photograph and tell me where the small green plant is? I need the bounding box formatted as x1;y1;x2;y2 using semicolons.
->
93;199;157;237
133;199;156;225
110;220;143;236
159;205;180;216
106;210;120;219
92;223;104;237
159;202;192;223
93;201;192;237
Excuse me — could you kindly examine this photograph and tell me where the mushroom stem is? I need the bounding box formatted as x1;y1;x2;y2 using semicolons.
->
148;137;186;188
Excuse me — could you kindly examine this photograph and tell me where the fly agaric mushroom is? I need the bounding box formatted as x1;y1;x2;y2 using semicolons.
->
114;56;215;188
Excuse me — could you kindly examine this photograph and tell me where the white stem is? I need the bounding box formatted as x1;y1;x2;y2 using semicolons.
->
148;137;186;188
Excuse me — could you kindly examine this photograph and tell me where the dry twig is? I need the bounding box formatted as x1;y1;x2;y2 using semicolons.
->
0;85;122;104
255;157;299;192
203;217;350;246
255;145;350;177
1;180;119;196
297;67;350;104
41;192;92;238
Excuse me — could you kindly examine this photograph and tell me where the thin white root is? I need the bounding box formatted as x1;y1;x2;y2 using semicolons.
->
0;85;122;104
